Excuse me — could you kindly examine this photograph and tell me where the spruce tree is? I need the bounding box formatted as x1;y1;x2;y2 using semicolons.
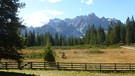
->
126;17;134;44
105;22;113;45
0;0;25;61
43;39;55;62
85;25;91;44
90;24;97;45
54;33;59;46
97;25;105;44
113;22;121;44
120;24;126;43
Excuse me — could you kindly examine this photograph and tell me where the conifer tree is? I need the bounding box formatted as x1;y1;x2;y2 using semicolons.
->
113;22;121;44
90;24;97;45
85;25;91;44
0;0;25;61
97;25;105;44
120;24;126;43
43;39;55;62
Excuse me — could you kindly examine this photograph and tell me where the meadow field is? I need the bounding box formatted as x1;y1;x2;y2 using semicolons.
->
21;46;135;63
1;69;135;76
1;45;135;76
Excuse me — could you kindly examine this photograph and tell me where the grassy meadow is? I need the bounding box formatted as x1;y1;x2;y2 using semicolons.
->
1;45;135;76
1;69;135;76
21;45;135;63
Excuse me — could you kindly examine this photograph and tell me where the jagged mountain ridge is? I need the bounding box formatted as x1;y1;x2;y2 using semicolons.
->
28;13;120;37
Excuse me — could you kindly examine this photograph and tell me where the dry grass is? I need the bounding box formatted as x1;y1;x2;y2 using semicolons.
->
21;48;135;63
56;48;135;63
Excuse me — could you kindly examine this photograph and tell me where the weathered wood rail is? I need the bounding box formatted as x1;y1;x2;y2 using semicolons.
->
1;62;135;71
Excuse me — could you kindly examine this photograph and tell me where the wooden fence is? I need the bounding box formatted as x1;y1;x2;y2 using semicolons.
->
1;62;135;71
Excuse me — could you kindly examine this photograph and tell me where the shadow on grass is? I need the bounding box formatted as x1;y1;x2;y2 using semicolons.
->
0;71;36;76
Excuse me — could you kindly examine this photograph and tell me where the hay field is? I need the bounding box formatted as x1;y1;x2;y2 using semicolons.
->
22;48;135;63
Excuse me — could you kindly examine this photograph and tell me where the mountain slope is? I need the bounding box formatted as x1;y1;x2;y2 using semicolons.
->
28;13;120;37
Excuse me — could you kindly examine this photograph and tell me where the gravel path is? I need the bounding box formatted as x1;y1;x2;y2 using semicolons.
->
121;46;135;50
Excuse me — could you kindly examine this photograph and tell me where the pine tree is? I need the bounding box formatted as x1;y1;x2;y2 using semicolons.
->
97;25;105;44
27;30;36;46
0;0;25;61
36;33;42;46
43;39;55;62
54;33;59;46
85;25;91;44
113;22;121;44
120;24;126;43
90;24;97;45
24;29;28;46
105;22;113;45
59;35;66;46
126;17;134;45
68;36;74;46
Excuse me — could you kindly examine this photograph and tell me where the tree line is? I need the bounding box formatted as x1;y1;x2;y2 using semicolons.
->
23;16;135;47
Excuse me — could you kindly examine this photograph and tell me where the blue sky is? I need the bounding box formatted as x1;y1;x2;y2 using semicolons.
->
19;0;135;27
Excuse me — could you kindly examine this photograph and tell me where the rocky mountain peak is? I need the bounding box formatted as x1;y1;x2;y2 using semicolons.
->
27;13;120;37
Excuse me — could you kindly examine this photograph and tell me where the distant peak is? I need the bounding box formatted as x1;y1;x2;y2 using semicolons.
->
101;16;105;19
88;13;96;16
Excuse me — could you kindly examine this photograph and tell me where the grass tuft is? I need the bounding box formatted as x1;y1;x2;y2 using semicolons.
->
86;49;104;54
25;52;43;59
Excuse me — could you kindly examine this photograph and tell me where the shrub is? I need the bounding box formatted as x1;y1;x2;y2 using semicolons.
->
25;52;42;59
43;41;55;62
74;51;77;54
61;52;67;59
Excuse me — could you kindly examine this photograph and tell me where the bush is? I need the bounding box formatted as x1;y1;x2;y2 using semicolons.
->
25;52;42;59
43;42;55;62
61;52;67;59
108;45;120;48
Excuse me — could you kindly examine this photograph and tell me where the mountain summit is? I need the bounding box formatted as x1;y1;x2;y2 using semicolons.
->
29;13;120;37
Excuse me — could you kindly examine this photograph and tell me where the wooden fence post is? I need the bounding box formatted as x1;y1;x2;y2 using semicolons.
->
30;62;33;69
129;63;131;71
5;62;8;69
100;63;101;71
44;62;46;69
114;63;116;71
57;62;59;70
71;63;73;70
18;61;21;69
85;63;87;71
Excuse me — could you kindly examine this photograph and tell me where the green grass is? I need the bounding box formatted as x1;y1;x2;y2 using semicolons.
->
25;46;44;50
2;70;135;76
58;44;120;49
25;44;120;51
25;52;43;59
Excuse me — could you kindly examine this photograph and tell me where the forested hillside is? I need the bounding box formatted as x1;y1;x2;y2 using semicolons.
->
23;17;135;47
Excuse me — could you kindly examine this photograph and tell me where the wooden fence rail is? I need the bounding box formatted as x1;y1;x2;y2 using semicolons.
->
1;62;135;71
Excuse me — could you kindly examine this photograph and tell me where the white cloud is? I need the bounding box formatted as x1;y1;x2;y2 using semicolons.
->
81;0;93;5
43;10;63;16
21;10;63;27
40;0;61;3
81;0;84;3
23;11;50;27
86;0;93;5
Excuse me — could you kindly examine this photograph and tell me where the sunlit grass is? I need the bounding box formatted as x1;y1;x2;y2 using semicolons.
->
1;70;135;76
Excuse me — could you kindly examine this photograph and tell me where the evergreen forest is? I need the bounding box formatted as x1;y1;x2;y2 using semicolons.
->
23;17;135;47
